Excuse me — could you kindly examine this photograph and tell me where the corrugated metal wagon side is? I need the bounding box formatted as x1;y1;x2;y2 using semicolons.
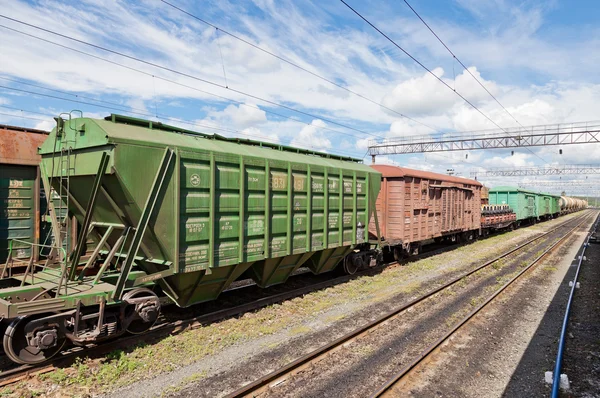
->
369;165;481;258
489;186;538;223
0;124;48;263
536;192;560;219
0;114;383;364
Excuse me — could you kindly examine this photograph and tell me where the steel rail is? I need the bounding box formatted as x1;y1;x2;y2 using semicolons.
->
371;212;595;397
0;212;588;387
0;270;373;386
550;213;599;397
224;211;591;398
0;236;465;383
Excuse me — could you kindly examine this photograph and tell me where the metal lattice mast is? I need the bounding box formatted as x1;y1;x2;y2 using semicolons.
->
368;121;600;157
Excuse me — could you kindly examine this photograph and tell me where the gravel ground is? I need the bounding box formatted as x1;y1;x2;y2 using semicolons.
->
387;211;598;398
252;215;585;398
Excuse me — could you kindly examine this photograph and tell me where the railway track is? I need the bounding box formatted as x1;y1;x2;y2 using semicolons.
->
223;210;595;398
0;224;473;386
0;212;589;389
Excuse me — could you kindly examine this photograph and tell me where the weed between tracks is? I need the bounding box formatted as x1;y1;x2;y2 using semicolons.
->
0;213;582;397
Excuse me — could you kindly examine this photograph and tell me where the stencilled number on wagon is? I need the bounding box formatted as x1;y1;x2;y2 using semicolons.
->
190;174;201;187
186;222;205;234
328;214;339;228
344;181;353;193
271;174;287;190
221;221;233;231
356;182;363;193
293;176;305;191
246;219;264;235
9;179;23;188
4;199;24;208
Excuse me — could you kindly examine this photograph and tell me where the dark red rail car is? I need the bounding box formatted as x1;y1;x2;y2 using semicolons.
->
369;165;482;258
0;124;49;263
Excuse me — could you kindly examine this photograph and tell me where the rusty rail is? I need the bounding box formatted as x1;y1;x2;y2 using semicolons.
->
224;211;592;398
371;212;594;397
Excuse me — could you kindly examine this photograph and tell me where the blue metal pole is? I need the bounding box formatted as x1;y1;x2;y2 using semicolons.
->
551;215;598;397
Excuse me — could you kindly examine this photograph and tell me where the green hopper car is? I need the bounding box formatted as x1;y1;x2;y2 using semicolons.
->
0;114;382;364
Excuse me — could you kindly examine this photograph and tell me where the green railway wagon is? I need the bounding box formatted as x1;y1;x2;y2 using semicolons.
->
551;195;561;216
536;192;560;219
0;114;382;364
488;186;537;222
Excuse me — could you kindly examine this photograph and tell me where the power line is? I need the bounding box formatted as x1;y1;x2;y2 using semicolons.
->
0;111;47;122
0;77;237;134
0;15;384;140
0;104;53;117
0;23;375;142
160;0;439;133
340;1;509;132
0;85;241;135
400;0;549;165
0;88;365;159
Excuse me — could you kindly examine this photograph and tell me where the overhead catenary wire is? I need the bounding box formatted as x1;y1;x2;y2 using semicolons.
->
0;111;47;122
0;77;237;134
0;85;241;135
0;15;384;140
0;23;377;142
339;1;509;132
0;90;366;159
160;0;439;133
400;0;549;165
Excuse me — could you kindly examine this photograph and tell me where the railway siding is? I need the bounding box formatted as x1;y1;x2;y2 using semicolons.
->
0;212;587;397
4;212;582;397
386;211;598;397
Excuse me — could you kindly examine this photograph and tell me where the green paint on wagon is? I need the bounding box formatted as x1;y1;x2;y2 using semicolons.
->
27;114;381;308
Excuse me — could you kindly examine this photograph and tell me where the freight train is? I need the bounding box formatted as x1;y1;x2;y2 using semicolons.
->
0;114;587;364
367;166;586;259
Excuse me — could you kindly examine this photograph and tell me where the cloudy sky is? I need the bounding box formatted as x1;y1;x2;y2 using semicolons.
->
1;0;599;196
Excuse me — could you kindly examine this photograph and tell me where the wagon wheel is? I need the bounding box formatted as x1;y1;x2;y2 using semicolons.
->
392;247;404;262
3;315;66;365
123;288;161;335
343;256;359;275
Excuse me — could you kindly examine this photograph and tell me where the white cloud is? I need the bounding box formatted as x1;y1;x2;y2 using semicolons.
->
382;67;497;117
220;103;267;129
34;120;54;131
290;119;331;152
240;126;279;143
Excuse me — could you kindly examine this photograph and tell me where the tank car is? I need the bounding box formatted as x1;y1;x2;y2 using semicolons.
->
0;113;382;364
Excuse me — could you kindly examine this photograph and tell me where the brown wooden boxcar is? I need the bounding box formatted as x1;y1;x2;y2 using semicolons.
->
369;165;482;257
0;124;48;263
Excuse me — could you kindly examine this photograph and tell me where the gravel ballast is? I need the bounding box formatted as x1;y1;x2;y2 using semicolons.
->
388;211;598;397
0;212;590;398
